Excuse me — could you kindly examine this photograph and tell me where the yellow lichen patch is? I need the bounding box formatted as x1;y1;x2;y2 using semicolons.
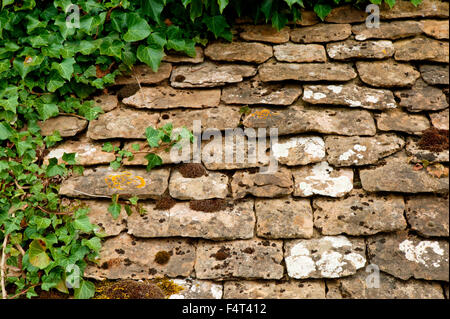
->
153;277;184;298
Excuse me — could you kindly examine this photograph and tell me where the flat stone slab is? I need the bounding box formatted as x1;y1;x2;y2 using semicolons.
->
122;86;221;109
285;236;366;279
376;109;430;135
84;234;196;280
293;162;353;198
94;94;119;112
59;167;170;199
420;64;449;85
325;134;405;167
430;109;449;130
406;195;449;237
313;190;407;236
395;79;448;112
394;36;449;63
39;116;88;137
295;10;320;26
195;238;284;280
127;200;255;240
87;108;159;140
223;280;325;299
290;23;351;43
273;43;326;63
351;21;423;41
84;200;128;237
168;279;223;299
302;84;397;110
271;136;325;166
163;47;204;64
327;40;394;60
367;232;449;281
259;61;357;82
421;19;449;39
122;140;192;166
205;42;273;63
115;63;172;85
379;0;449;19
255;197;313;239
170;62;256;88
356;60;420;87
240;25;290;43
169;170;229;200
406;136;449;163
325;5;367;23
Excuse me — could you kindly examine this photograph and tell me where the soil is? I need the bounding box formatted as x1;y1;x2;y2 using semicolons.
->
155;194;177;210
189;199;231;212
94;280;165;299
178;163;207;178
117;84;140;99
417;127;449;152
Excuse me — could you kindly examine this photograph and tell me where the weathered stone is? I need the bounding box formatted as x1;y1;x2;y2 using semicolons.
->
356;60;420;87
122;86;220;110
83;200;127;237
87;108;159;140
325;5;367;23
223;280;325;299
376;109;430;135
163;47;204;64
367;232;449;281
273;43;326;63
406;136;449;163
285;236;366;279
313;190;406;236
84;234;195;280
380;0;449;19
406;195;449;237
243;104;376;136
205;42;273;63
360;152;448;193
255;197;313;239
221;79;302;105
168;170;228;200
327;270;445;299
303;84;397;110
127;200;255;240
430;109;449;130
59;167;170;199
394;37;449;63
94;94;119;112
421;19;449;39
115;63;172;85
295;10;320;26
420;64;449;85
293;162;353;198
271;136;325;166
231;168;293;199
38;116;87;137
325;134;405;167
240;25;290;43
122;140;192;166
195;238;284;280
259;61;357;82
352;21;423;41
170;62;257;88
395;79;448;112
327;40;395;60
168;279;223;299
290;24;351;43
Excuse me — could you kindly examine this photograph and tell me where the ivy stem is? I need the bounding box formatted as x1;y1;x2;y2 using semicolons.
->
8;284;38;300
1;234;9;299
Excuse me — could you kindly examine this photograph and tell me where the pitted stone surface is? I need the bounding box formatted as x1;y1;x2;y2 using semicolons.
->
271;136;325;166
396;79;448;112
284;236;366;279
115;63;172;85
394;37;449;63
240;25;290;44
357;60;420;87
327;40;395;60
290;24;351;43
351;21;423;41
376;109;430;135
205;42;273;63
273;43;326;63
430;109;449;130
420;64;449;85
163;47;204;64
421;19;449;39
94;94;119;112
406;136;449;163
195;239;284;280
379;0;449;19
313;190;407;236
39;116;88;137
84;200;127;237
406;195;449;237
168;279;223;299
169;170;229;200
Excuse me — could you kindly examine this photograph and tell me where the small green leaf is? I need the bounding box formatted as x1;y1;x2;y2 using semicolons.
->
28;240;51;269
145;153;163;171
102;142;114;153
314;4;332;21
108;202;121;219
74;280;95;299
62;152;77;165
52;58;76;81
74;215;94;233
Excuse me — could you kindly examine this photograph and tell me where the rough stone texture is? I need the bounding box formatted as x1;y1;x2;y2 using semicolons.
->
84;234;196;280
231;168;293;199
205;42;273;63
163;47;204;64
259;61;357;82
421;19;449;39
351;21;423;41
293;162;353;198
59;167;170;199
122;140;192;166
195;239;284;280
39;116;88;137
327;40;395;60
295;10;320;26
255;197;313;239
327;270;445;299
169;170;229;200
356;60;421;87
405;195;449;237
87;108;159;140
170;62;257;88
376;109;430;135
325;134;405;167
325;5;367;23
84;200;127;237
394;37;449;63
406;136;449;163
271;136;325;166
223;280;325;299
122;86;221;109
127;200;255;240
367;232;449;282
380;0;449;19
430;109;449;130
273;43;327;63
395;79;448;112
243;104;376;136
285;236;366;279
420;64;449;85
240;25;290;44
94;94;119;112
302;84;397;110
168;279;223;299
115;63;172;85
290;24;351;43
313;190;407;236
360;152;449;194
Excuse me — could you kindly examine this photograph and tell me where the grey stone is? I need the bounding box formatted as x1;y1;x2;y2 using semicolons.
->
406;195;449;237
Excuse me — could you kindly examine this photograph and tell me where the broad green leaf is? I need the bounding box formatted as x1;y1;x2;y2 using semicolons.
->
74;280;95;299
0;122;13;140
36;103;59;121
52;58;75;81
218;0;229;13
137;45;164;72
74;215;94;233
140;0;164;23
314;3;332;21
28;240;51;269
284;0;304;8
123;14;151;42
145;127;163;147
385;0;396;8
62;152;77;165
145;153;163;171
108;202;121;219
203;15;230;39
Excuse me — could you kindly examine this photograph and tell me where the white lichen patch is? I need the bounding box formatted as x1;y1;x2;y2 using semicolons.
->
47;148;68;160
169;279;223;299
327;85;343;94
399;239;446;268
338;144;367;164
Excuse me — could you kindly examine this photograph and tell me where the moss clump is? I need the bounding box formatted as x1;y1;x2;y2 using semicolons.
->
154;277;184;298
154;250;171;265
155;195;177;210
94;280;165;299
189;199;230;212
178;163;207;178
418;128;449;152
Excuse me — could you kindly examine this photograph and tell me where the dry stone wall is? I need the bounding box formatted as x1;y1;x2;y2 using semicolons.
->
41;0;449;299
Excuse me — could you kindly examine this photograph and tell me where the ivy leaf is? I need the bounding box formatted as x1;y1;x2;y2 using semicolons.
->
82;237;101;252
140;0;164;23
218;0;229;13
123;14;151;42
46;158;66;177
36;103;59;121
34;216;51;231
145;153;163;171
74;215;94;233
62;152;77;165
145;127;163;147
52;58;75;81
28;240;51;269
284;0;304;8
102;142;114;152
137;45;164;72
271;11;288;30
314;3;332;21
189;0;203;21
0;122;13;140
385;0;397;8
74;280;95;299
108;202;121;219
410;0;422;6
203;15;230;40
260;0;273;21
